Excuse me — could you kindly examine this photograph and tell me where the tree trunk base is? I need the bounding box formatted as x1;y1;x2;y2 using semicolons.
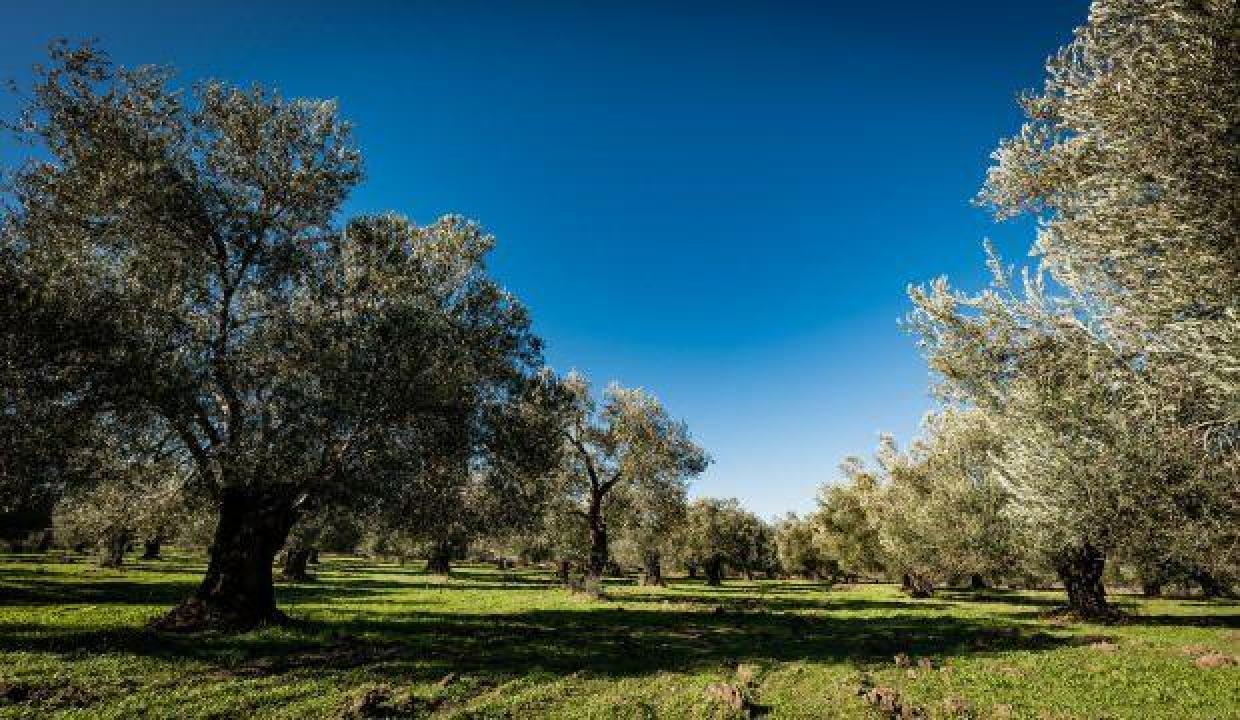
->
1054;543;1113;620
281;549;314;582
901;573;935;598
141;539;162;560
150;596;290;633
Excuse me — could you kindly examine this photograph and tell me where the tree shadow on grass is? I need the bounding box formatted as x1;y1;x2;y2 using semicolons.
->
614;590;954;614
0;600;1079;685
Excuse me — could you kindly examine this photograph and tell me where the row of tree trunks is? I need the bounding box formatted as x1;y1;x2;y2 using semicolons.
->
152;486;298;632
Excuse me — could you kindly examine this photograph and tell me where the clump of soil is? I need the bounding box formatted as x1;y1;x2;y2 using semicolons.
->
1193;652;1237;669
858;684;925;719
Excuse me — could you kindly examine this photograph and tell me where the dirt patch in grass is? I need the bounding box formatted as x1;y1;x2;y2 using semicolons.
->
1192;652;1237;669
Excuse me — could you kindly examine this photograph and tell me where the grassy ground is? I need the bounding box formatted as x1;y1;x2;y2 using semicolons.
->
0;553;1236;719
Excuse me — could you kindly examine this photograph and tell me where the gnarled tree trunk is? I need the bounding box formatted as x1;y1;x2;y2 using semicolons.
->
281;547;313;581
586;497;609;579
901;572;935;598
99;530;130;568
1054;543;1110;618
141;537;162;560
641;550;664;586
153;486;298;632
426;539;453;575
703;556;724;587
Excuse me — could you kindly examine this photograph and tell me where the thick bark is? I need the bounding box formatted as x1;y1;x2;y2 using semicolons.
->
152;486;298;632
141;537;162;560
1054;543;1111;618
99;531;129;568
586;495;609;579
704;556;724;587
641;550;664;586
427;539;453;575
281;548;313;581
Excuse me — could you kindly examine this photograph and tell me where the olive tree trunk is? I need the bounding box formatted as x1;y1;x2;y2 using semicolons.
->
586;496;609;580
901;572;935;598
99;530;130;568
281;547;313;581
1054;543;1111;618
141;537;162;560
426;539;453;575
153;487;298;632
703;556;724;587
641;550;665;586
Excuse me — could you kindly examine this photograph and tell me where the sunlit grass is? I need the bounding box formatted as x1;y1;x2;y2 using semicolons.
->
0;553;1236;719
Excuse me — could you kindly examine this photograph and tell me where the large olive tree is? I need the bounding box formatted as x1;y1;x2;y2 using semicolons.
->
2;44;549;629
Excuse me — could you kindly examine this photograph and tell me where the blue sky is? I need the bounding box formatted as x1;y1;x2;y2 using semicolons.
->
2;1;1089;518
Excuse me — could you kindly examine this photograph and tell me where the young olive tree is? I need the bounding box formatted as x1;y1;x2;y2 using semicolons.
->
2;45;551;629
553;373;709;579
774;512;834;581
684;497;768;586
611;459;691;586
812;462;886;581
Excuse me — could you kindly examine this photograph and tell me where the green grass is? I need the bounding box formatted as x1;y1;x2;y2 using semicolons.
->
0;553;1236;719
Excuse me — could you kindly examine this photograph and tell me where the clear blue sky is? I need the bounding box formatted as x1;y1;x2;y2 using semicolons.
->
3;1;1089;518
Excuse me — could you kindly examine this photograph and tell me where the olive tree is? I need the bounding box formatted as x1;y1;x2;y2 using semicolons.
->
901;0;1238;614
3;45;550;629
812;463;886;581
554;373;709;579
773;513;834;580
683;497;769;586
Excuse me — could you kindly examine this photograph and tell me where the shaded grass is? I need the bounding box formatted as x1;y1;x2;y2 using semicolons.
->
0;553;1236;719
